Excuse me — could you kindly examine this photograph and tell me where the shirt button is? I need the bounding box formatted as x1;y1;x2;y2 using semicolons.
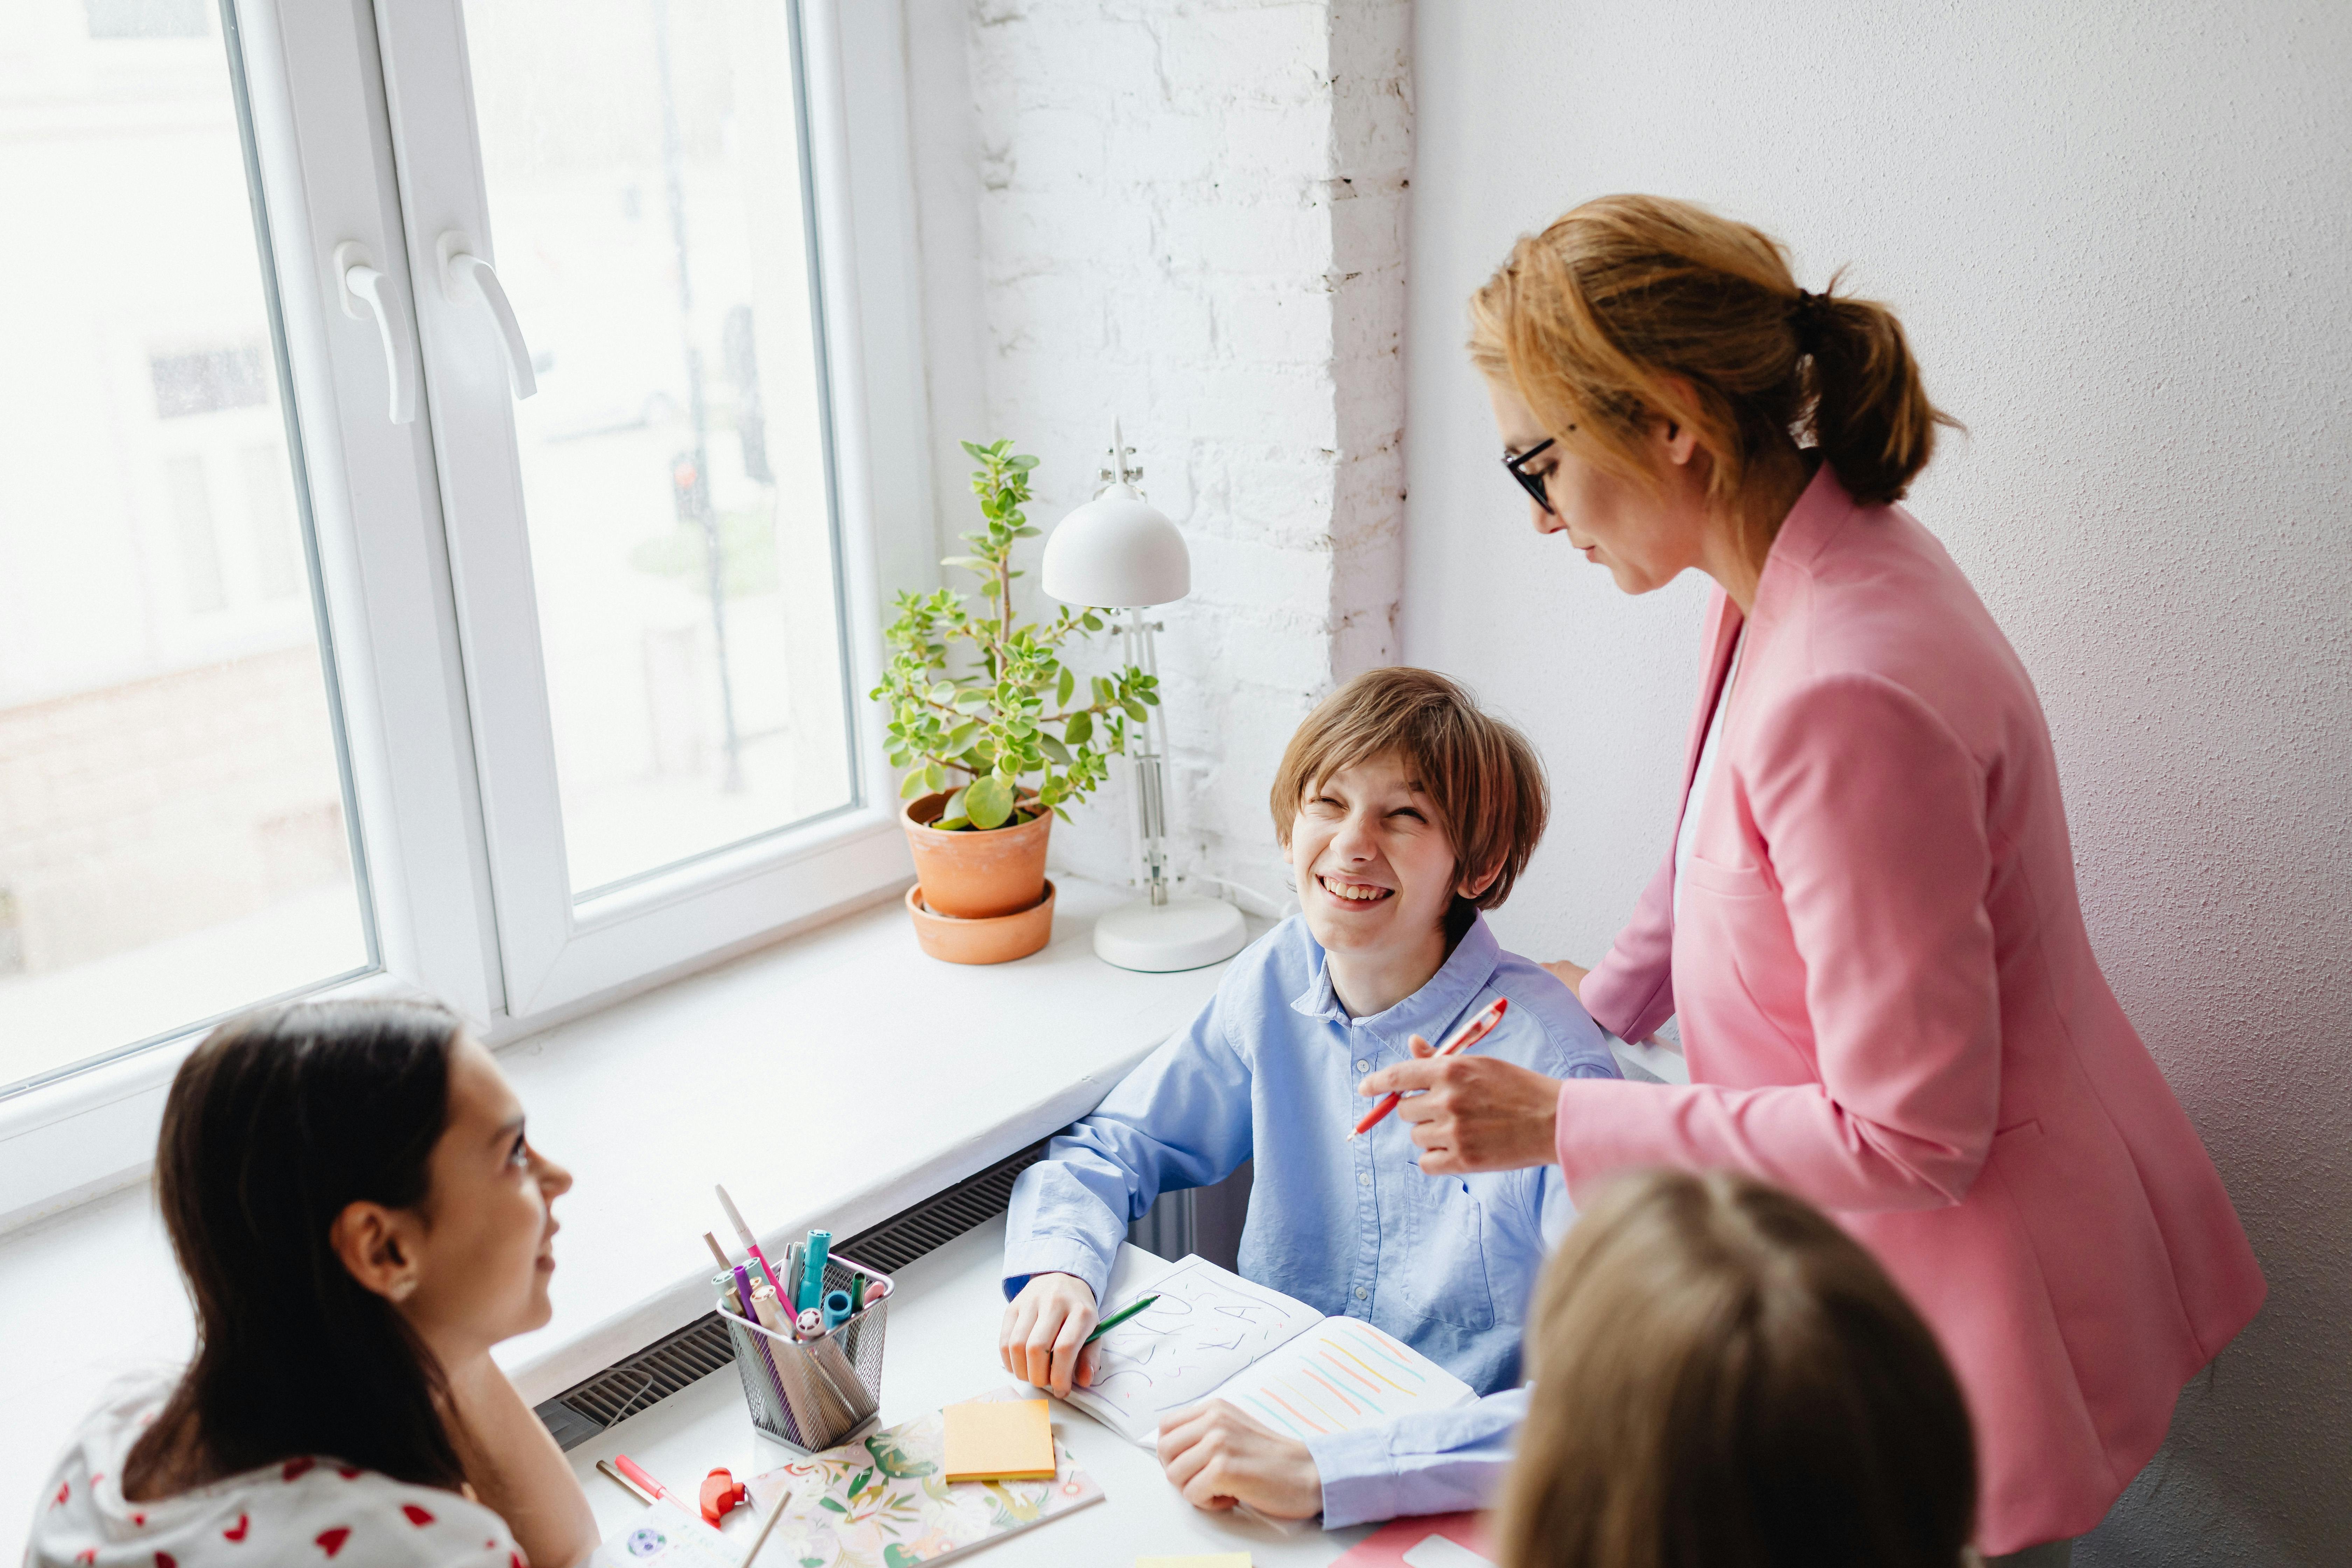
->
1353;1287;1368;1301
1358;1172;1371;1187
1355;1059;1370;1072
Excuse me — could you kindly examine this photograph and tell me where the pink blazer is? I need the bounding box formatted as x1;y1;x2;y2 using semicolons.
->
1567;468;2263;1553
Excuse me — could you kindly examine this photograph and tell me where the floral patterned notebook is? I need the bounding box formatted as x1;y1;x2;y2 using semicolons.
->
745;1389;1102;1567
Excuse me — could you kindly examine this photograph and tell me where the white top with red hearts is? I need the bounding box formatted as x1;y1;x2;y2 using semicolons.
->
26;1379;523;1568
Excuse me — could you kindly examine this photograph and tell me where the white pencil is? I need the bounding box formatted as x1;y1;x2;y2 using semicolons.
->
740;1489;789;1567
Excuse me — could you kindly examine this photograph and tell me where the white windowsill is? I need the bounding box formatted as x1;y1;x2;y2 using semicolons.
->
0;874;1247;1551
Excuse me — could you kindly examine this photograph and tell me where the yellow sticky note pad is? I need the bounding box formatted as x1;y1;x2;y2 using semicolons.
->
942;1397;1057;1482
1136;1556;1251;1568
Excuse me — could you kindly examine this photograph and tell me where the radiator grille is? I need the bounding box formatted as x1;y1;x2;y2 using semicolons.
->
833;1140;1046;1274
534;1140;1048;1448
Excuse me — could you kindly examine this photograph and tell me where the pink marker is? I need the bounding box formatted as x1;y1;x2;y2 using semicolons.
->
716;1184;785;1300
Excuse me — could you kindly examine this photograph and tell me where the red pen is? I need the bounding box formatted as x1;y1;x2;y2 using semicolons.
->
1349;995;1509;1140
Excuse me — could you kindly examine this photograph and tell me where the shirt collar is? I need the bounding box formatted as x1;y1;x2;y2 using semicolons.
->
1290;911;1502;1039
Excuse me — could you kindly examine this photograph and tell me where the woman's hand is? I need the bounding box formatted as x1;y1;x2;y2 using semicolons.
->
440;1353;599;1568
1156;1400;1323;1518
1542;958;1590;997
998;1272;1098;1398
1362;1034;1563;1174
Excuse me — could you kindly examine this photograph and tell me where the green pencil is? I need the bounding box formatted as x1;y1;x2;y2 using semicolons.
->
1083;1293;1160;1344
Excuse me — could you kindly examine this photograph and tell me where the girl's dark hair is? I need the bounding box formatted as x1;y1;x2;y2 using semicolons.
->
126;999;468;1492
1469;194;1963;553
1496;1168;1977;1568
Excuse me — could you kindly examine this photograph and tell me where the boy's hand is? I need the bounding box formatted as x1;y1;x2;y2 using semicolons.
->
1156;1400;1323;1518
1362;1034;1562;1173
999;1272;1098;1398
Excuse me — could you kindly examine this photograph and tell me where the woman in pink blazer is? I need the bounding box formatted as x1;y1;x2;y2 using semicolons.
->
1366;196;2264;1562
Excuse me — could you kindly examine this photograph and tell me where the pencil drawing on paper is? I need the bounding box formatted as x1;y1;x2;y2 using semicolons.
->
1076;1257;1317;1420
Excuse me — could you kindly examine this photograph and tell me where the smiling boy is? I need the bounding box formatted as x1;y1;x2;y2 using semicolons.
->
996;667;1621;1526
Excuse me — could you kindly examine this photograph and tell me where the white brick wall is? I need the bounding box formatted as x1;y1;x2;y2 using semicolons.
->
931;0;1413;907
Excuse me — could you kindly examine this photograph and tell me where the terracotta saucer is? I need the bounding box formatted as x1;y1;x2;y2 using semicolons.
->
905;879;1056;965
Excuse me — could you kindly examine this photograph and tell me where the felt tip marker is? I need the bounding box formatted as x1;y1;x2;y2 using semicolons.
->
611;1455;679;1507
750;1279;788;1333
798;1229;832;1314
704;1233;749;1316
1349;995;1509;1140
731;1263;759;1323
715;1184;784;1299
597;1458;657;1505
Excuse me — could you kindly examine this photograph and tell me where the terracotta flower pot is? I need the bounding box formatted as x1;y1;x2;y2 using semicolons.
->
901;791;1051;920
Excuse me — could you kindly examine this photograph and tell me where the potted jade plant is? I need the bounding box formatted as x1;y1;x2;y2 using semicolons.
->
873;439;1159;961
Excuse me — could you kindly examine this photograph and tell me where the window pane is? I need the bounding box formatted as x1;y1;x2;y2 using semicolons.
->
0;7;372;1092
462;0;858;898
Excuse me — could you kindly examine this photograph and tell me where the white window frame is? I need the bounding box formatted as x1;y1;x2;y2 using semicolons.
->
0;0;933;1228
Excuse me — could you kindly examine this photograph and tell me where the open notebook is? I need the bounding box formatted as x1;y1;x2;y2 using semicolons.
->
1064;1255;1476;1447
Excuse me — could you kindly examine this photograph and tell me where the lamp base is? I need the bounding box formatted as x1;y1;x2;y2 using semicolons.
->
1092;893;1249;973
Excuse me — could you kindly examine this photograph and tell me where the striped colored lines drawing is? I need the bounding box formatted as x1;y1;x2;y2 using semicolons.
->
1237;1321;1429;1439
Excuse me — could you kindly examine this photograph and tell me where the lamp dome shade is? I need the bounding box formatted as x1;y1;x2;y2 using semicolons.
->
1041;483;1190;608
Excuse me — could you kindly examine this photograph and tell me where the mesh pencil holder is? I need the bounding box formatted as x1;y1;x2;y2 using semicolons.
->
715;1255;892;1452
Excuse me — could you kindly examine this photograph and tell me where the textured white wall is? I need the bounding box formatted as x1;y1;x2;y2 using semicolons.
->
904;0;1411;906
1400;3;2352;1563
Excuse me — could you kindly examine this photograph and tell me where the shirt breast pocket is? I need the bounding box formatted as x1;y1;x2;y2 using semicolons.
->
1395;1174;1497;1332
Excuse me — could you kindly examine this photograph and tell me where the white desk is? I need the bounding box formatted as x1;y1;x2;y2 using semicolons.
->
568;1217;1375;1566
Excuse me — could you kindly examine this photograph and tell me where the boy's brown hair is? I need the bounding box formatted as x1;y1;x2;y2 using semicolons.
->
1496;1169;1977;1568
1269;667;1547;913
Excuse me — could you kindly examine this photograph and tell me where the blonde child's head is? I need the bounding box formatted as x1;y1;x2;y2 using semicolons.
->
1498;1168;1976;1568
1270;668;1547;952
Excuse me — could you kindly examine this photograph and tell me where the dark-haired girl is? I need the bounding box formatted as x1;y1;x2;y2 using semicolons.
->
29;1001;596;1568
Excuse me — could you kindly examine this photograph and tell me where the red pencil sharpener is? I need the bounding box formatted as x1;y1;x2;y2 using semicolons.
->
699;1468;747;1526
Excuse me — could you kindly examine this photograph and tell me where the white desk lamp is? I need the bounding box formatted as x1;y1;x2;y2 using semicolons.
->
1043;426;1249;972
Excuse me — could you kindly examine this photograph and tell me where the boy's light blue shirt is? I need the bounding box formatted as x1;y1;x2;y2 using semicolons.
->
1002;910;1620;1526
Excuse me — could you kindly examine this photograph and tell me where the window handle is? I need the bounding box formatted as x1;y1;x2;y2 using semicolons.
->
438;231;538;400
333;241;418;426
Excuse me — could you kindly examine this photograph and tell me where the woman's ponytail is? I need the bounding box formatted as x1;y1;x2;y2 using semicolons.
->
1802;281;1948;506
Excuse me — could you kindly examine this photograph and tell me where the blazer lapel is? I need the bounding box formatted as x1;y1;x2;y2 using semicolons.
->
1680;588;1745;801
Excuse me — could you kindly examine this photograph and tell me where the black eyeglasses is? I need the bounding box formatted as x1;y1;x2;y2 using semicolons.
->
1503;438;1557;514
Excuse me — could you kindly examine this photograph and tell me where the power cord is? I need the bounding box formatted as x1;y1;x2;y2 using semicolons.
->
1183;874;1298;921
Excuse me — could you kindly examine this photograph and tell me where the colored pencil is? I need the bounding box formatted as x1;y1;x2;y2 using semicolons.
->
1083;1292;1161;1344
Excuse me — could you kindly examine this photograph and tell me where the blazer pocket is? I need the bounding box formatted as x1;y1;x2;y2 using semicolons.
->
1681;850;1775;899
